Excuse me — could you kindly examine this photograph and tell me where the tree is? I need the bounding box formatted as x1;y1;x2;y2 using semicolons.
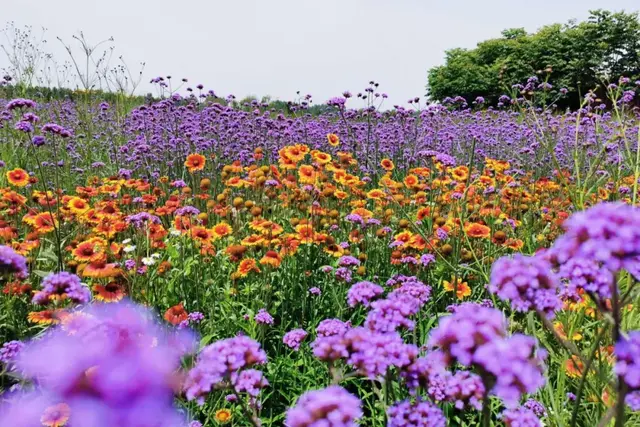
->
427;10;640;108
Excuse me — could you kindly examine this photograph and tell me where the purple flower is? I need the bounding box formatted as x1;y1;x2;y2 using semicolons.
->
436;228;449;241
428;303;507;366
125;212;161;227
420;253;436;266
4;302;195;426
254;309;274;325
614;331;640;391
312;334;350;362
35;271;91;304
41;123;72;138
365;294;420;333
549;202;640;273
441;370;485;410
175;206;201;216
285;386;362;427
283;329;308;351
387;399;446;427
501;406;542;427
231;369;269;397
627;391;640;411
524;398;547;417
344;328;417;378
335;267;352;283
316;318;351;338
184;335;266;403
338;255;360;267
308;287;322;295
489;254;561;318
401;351;447;394
0;340;24;367
5;98;36;110
388;278;432;305
474;334;547;406
559;258;613;300
14;120;33;133
188;312;204;323
347;281;383;308
0;245;28;279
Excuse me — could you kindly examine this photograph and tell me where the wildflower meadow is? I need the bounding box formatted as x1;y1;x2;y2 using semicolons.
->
1;50;640;427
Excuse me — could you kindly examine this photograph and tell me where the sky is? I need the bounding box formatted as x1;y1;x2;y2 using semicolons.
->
2;0;639;106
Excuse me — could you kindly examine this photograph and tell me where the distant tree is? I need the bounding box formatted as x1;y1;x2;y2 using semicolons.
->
427;10;640;108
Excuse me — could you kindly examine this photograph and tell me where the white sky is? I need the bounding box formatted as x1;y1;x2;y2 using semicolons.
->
2;0;638;106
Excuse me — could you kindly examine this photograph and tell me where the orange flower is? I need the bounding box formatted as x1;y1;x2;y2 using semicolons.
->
215;409;232;424
164;303;188;325
312;151;332;164
241;234;265;246
403;174;419;188
464;222;491;239
190;226;215;244
225;245;248;262
72;238;107;263
327;133;340;147
443;277;471;300
236;258;261;277
185;153;206;173
380;158;394;171
260;250;282;268
450;166;469;182
6;168;30;187
93;282;126;302
367;189;386;200
504;238;524;250
212;222;233;239
298;165;317;184
324;243;345;257
82;262;122;279
553;322;582;341
41;403;71;427
295;223;315;243
416;207;431;221
67;196;90;214
28;309;61;325
565;355;584;378
33;212;58;234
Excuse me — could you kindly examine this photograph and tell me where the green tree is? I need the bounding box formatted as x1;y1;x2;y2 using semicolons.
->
427;10;640;108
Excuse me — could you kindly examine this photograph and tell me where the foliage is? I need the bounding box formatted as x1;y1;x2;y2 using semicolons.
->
427;10;640;109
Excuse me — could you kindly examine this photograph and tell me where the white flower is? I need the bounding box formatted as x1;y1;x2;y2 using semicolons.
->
141;257;156;266
123;245;136;253
122;238;132;244
170;229;182;237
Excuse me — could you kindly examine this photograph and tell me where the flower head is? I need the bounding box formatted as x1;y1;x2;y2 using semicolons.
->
285;386;362;427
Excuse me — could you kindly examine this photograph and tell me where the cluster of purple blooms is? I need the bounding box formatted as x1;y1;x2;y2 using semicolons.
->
428;303;547;408
501;406;543;427
285;386;362;427
283;329;308;351
184;335;267;404
386;399;446;427
549;202;640;275
32;271;91;305
254;308;274;325
489;254;561;318
614;331;640;410
0;340;24;368
0;245;28;279
0;301;196;426
346;281;384;307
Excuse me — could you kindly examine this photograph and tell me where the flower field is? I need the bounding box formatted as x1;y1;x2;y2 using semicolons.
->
1;77;640;426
